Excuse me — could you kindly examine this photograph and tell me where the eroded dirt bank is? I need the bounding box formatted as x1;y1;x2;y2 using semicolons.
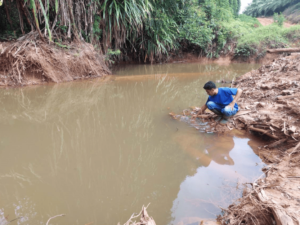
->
218;55;300;225
0;32;111;86
170;55;300;224
257;17;295;28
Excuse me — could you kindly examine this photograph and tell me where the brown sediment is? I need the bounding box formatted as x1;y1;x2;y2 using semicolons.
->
166;52;283;65
0;32;111;86
166;53;233;65
257;17;295;28
169;55;300;224
113;72;223;82
116;51;281;66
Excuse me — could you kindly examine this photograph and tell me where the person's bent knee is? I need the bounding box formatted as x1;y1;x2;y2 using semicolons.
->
223;107;232;117
206;101;215;109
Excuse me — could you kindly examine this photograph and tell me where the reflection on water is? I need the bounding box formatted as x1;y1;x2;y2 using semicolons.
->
0;62;263;225
170;129;264;225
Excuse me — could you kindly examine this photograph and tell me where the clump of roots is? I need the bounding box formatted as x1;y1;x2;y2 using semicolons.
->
217;187;273;225
0;31;110;86
121;204;156;225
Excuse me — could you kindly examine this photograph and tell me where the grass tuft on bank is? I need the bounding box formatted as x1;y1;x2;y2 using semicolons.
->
216;13;300;60
233;24;300;59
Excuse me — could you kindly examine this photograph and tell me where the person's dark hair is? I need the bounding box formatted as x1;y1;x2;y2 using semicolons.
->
203;81;216;90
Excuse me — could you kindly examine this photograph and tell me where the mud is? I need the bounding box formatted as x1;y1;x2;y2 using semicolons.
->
169;55;300;224
172;52;277;65
164;51;282;66
218;151;300;225
218;55;300;225
0;32;110;86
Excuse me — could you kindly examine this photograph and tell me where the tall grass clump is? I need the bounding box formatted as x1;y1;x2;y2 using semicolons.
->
273;13;285;27
235;24;300;59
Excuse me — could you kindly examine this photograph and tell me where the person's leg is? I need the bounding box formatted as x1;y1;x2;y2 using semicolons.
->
206;101;223;115
221;106;238;118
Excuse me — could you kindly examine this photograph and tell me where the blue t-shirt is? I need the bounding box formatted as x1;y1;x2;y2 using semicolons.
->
206;87;238;110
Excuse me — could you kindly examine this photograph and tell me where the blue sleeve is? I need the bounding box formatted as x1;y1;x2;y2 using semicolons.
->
227;88;237;95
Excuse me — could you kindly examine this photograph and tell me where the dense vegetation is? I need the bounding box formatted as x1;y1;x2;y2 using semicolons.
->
244;0;298;17
284;3;300;24
0;0;300;63
243;0;300;24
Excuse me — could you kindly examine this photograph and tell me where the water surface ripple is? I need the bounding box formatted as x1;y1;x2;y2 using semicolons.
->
0;62;264;225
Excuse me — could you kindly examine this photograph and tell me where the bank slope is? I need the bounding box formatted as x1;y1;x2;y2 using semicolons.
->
218;54;300;225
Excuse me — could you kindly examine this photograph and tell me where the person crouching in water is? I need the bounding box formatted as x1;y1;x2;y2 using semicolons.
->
193;81;243;121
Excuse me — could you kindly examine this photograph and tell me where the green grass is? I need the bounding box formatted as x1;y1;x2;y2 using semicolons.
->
221;16;261;40
227;19;300;59
238;14;262;27
238;25;288;47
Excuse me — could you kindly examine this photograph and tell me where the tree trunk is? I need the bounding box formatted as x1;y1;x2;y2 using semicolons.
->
267;48;300;53
67;0;80;41
19;0;34;31
16;0;25;34
3;0;13;28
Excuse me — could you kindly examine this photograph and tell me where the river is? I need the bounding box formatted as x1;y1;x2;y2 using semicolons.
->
0;62;264;225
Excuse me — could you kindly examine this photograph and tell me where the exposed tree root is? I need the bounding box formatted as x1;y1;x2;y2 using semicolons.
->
120;204;156;225
218;152;300;225
0;32;111;86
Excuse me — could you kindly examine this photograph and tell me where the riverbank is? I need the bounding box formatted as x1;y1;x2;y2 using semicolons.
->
170;54;300;224
0;36;277;87
217;54;300;224
0;32;110;86
163;51;283;65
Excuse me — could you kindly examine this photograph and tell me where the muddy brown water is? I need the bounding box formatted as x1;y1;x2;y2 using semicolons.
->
0;62;264;225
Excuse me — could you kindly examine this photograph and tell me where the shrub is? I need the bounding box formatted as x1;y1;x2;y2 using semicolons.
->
273;13;285;27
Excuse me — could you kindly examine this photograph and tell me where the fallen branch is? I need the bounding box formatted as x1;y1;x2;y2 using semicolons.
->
122;204;155;225
268;138;287;148
233;110;252;118
277;94;300;101
289;142;300;156
46;214;65;225
249;126;279;139
197;114;213;119
267;48;300;53
2;217;23;225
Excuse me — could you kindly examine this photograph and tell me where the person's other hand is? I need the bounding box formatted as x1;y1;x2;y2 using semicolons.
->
227;102;235;110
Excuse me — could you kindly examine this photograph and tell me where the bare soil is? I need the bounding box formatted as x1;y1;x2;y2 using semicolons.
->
162;52;279;66
0;32;111;86
257;18;294;28
169;54;300;224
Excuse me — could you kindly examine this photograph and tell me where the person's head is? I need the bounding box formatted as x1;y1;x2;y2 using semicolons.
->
203;81;217;96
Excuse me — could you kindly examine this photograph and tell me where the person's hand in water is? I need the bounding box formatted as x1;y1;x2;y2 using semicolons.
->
192;110;203;119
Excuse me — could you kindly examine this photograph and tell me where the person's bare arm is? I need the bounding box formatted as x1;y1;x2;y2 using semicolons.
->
227;88;243;110
192;104;207;118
